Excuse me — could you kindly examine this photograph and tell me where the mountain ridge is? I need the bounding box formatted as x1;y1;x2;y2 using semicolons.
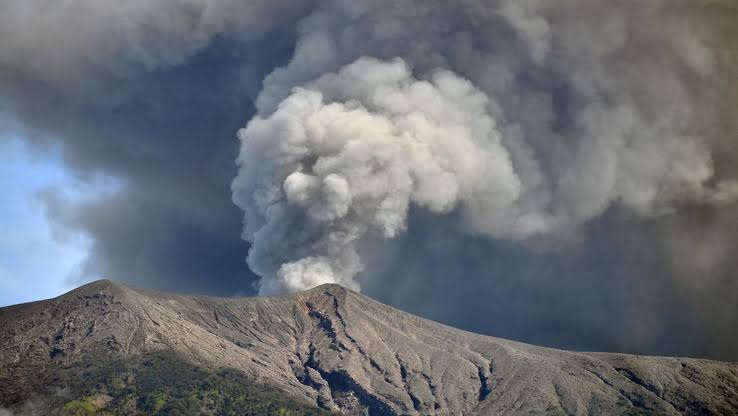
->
1;280;737;415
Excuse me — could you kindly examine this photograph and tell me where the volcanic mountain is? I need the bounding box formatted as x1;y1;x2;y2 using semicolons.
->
1;280;737;415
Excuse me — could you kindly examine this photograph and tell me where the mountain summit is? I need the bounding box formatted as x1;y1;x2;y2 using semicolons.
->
1;280;736;415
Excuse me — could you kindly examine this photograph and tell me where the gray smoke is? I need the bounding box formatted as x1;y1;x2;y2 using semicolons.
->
2;0;738;358
231;0;738;293
0;0;315;295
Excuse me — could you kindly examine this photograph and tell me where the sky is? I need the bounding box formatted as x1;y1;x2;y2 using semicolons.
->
0;138;91;305
1;0;737;360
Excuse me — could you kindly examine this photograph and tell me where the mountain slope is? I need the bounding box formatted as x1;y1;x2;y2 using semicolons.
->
1;280;737;415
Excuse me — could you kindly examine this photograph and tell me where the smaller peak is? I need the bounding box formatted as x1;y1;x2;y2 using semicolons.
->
67;279;125;296
313;282;344;289
83;279;121;289
298;283;364;305
93;278;116;285
307;283;352;295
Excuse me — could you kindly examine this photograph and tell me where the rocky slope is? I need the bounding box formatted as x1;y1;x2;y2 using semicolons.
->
1;280;737;415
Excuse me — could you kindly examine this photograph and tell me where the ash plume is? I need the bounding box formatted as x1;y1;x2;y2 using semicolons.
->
232;0;738;293
2;0;738;358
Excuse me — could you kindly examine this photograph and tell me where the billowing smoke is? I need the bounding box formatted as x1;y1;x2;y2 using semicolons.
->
232;0;738;293
2;0;738;357
233;57;531;292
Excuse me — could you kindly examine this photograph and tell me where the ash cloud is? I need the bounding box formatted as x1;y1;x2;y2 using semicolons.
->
2;0;738;359
234;0;738;294
0;0;314;295
233;57;531;293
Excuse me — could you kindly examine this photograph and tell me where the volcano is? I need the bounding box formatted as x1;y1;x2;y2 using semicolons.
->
1;280;736;415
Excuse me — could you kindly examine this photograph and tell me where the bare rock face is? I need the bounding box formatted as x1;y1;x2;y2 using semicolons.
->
1;280;737;415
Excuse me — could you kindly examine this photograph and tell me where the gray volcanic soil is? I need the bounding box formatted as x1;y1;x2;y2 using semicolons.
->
1;280;737;415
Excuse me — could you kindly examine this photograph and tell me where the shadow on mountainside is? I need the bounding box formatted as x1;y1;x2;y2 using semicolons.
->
1;350;333;416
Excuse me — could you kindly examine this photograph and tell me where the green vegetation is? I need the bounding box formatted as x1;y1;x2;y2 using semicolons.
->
31;351;332;416
63;396;99;415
